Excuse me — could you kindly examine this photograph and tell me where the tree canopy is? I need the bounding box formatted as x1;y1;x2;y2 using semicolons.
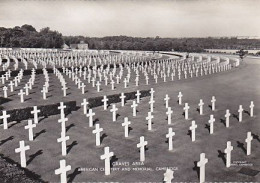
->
1;24;260;52
0;25;63;48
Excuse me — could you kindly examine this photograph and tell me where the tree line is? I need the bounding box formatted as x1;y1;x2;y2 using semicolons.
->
1;25;260;52
64;36;260;52
0;25;63;48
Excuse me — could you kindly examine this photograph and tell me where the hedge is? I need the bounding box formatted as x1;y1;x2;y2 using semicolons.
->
1;100;77;124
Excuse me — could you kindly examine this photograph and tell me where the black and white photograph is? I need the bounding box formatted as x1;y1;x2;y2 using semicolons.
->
0;0;259;182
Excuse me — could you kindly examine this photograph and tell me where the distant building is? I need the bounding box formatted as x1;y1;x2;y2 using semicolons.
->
62;43;70;50
70;41;88;50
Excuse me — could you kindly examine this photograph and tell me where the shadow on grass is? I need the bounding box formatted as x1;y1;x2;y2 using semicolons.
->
187;130;191;139
252;133;260;142
34;129;46;140
129;127;133;134
27;150;43;165
192;161;199;180
116;114;120;120
217;150;226;166
38;116;48;123
232;114;239;121
66;124;75;132
244;110;250;116
220;118;226;126
236;141;247;154
67;141;78;154
68;167;81;182
93;118;99;126
110;155;119;168
100;133;108;144
9;120;20;128
205;124;210;133
0;136;14;146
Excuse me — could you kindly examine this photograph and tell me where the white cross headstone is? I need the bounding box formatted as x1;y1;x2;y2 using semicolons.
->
57;132;70;156
166;127;175;151
96;81;101;92
183;103;190;120
15;140;30;167
62;85;67;97
149;98;155;113
110;104;118;122
0;110;10;129
24;119;36;141
111;80;115;90
120;93;126;106
58;117;68;135
198;99;204;115
131;101;138;117
164;168;174;183
41;87;47;100
135;90;141;103
81;98;88;115
86;109;95;127
100;147;114;175
81;83;85;94
178;92;183;105
3;86;7;98
245;131;253;155
224;141;233;168
164;94;170;108
55;159;71;183
225;109;231;128
150;88;155;99
31;106;40;124
8;81;14;92
122;117;131;137
249;101;254;117
58;102;66;119
92;124;103;146
18;89;25;103
211;96;216;111
102;96;108;110
166;107;173;125
124;78;128;88
24;84;29;95
190;120;197;142
208;114;215;134
197;153;208;183
137;136;148;162
146;112;154;131
238;105;243;122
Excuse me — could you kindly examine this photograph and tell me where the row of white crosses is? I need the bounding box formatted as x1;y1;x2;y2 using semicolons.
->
158;91;256;183
81;89;148;176
0;105;40;130
10;102;71;183
64;90;254;180
197;131;254;183
2;69;24;99
18;69;36;103
41;68;50;100
186;100;254;140
1;69;11;85
12;106;41;168
55;102;72;183
54;52;232;97
53;67;70;97
183;96;216;121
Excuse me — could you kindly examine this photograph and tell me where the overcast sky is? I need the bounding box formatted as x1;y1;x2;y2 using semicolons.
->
0;0;259;38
